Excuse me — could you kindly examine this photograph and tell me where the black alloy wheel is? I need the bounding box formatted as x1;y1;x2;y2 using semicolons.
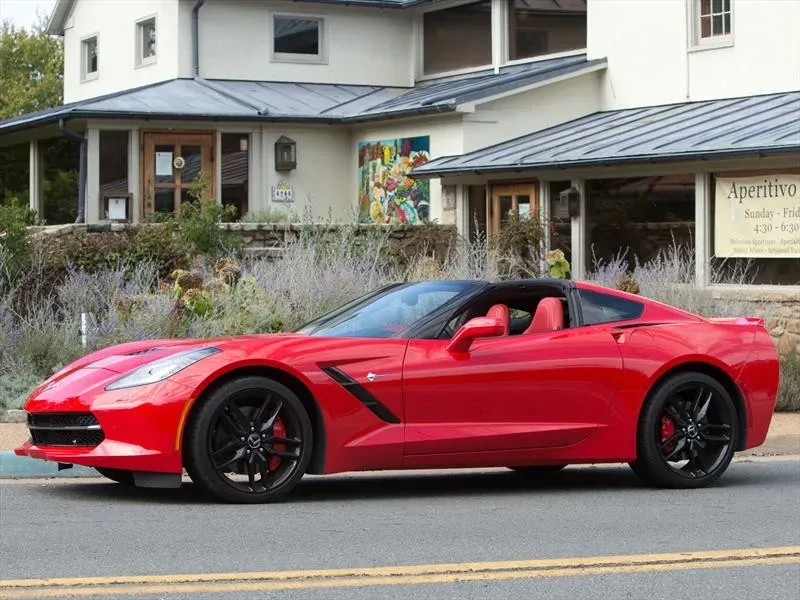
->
630;372;739;488
184;376;313;503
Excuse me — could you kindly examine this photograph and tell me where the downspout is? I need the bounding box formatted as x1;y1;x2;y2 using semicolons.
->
192;0;206;77
58;118;87;224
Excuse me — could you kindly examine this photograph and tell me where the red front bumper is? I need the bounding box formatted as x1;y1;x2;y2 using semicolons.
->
14;370;192;474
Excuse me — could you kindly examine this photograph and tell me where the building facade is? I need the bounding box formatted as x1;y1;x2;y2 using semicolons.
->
0;0;798;289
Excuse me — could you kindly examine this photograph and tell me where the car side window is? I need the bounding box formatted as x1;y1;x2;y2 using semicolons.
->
579;289;644;325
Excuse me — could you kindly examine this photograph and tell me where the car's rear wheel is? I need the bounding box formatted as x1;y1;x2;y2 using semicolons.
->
95;467;135;485
184;376;313;503
630;372;739;488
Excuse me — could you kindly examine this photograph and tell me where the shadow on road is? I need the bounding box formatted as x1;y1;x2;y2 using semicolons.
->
25;461;789;505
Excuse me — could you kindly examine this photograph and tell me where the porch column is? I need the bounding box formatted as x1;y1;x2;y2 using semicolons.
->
455;185;469;237
128;129;141;223
570;178;587;280
538;181;551;273
695;172;711;288
491;0;507;70
28;140;43;215
259;126;271;214
85;128;101;223
214;130;223;204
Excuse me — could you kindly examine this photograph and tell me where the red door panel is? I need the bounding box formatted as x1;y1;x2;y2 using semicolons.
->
402;327;624;455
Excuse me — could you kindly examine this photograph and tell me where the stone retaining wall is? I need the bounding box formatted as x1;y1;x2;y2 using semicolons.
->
712;288;800;358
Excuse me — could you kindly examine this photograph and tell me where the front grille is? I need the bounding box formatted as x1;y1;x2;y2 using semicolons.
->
27;412;105;447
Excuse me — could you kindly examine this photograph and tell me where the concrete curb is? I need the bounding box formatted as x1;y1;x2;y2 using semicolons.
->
0;451;101;478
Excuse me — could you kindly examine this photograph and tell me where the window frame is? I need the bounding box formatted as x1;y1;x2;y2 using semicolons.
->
269;12;328;65
688;0;734;51
135;15;158;68
80;33;99;82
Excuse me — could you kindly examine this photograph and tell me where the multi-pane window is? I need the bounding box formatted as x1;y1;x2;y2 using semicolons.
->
698;0;732;40
137;17;157;66
81;36;98;80
273;15;325;62
423;1;492;75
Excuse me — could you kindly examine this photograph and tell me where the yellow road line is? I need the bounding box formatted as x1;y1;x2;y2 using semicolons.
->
0;546;800;599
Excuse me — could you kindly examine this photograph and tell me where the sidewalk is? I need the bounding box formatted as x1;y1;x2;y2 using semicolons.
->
1;413;797;479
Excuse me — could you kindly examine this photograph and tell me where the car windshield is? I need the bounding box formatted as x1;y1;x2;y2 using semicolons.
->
295;281;483;338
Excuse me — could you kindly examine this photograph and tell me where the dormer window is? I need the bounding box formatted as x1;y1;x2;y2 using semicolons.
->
136;16;157;66
272;14;327;63
422;1;492;75
81;35;98;81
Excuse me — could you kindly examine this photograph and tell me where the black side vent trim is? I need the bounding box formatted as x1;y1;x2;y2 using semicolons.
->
321;366;401;424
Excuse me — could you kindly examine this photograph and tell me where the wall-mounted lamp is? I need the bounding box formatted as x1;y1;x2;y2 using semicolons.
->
275;135;296;171
560;186;581;218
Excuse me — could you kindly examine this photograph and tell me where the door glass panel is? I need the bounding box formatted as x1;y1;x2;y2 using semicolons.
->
517;195;531;220
180;145;202;184
154;188;175;214
180;187;197;209
154;145;175;184
499;195;513;226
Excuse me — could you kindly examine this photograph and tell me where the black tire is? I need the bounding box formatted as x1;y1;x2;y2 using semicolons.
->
508;465;567;476
95;467;135;485
184;376;313;504
629;371;739;489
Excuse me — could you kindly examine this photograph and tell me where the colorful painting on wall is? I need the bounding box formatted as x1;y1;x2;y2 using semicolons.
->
358;136;431;224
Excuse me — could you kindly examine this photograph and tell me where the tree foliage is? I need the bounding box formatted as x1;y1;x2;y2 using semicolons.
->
0;14;64;119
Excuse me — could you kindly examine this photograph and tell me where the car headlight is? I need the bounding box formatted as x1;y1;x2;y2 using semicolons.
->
105;347;221;390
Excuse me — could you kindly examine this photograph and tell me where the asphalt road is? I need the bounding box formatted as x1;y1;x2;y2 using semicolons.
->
1;457;799;599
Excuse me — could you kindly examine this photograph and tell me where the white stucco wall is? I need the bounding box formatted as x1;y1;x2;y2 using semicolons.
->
587;0;800;109
349;117;465;223
260;125;354;220
63;0;180;103
462;71;603;153
183;0;415;87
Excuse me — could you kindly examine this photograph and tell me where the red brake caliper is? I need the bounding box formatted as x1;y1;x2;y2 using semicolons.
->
269;418;287;471
661;414;676;451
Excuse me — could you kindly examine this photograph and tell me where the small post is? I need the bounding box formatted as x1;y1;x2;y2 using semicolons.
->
81;313;88;348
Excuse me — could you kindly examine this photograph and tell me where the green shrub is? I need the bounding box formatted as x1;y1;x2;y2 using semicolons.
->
0;198;41;282
776;352;800;412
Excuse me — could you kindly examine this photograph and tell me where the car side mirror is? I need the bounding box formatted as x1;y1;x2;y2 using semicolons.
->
446;316;505;354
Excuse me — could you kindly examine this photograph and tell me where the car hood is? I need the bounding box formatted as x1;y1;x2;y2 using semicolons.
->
32;333;304;396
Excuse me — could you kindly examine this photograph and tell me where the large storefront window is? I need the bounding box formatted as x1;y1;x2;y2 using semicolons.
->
423;1;492;75
548;180;572;266
40;137;80;225
99;131;129;220
220;133;250;219
586;175;696;270
709;171;800;286
508;0;587;61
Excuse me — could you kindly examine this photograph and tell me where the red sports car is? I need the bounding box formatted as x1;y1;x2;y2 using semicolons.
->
16;279;779;503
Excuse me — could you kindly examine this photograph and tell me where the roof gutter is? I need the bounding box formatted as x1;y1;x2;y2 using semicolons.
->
58;118;86;224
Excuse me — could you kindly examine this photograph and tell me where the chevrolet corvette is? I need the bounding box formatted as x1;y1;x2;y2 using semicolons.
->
16;278;779;503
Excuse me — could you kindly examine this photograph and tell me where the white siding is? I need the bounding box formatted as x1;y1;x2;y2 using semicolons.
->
587;0;800;110
63;0;180;103
350;118;465;222
184;0;415;87
462;72;603;153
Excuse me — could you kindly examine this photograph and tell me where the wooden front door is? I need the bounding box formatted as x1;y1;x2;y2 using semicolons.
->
489;183;538;238
142;132;214;217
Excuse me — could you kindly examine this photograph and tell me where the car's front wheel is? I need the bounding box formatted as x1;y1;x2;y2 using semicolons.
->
630;371;739;488
184;375;313;503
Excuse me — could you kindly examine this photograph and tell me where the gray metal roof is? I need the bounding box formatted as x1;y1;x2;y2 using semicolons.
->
411;91;800;177
0;55;603;134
